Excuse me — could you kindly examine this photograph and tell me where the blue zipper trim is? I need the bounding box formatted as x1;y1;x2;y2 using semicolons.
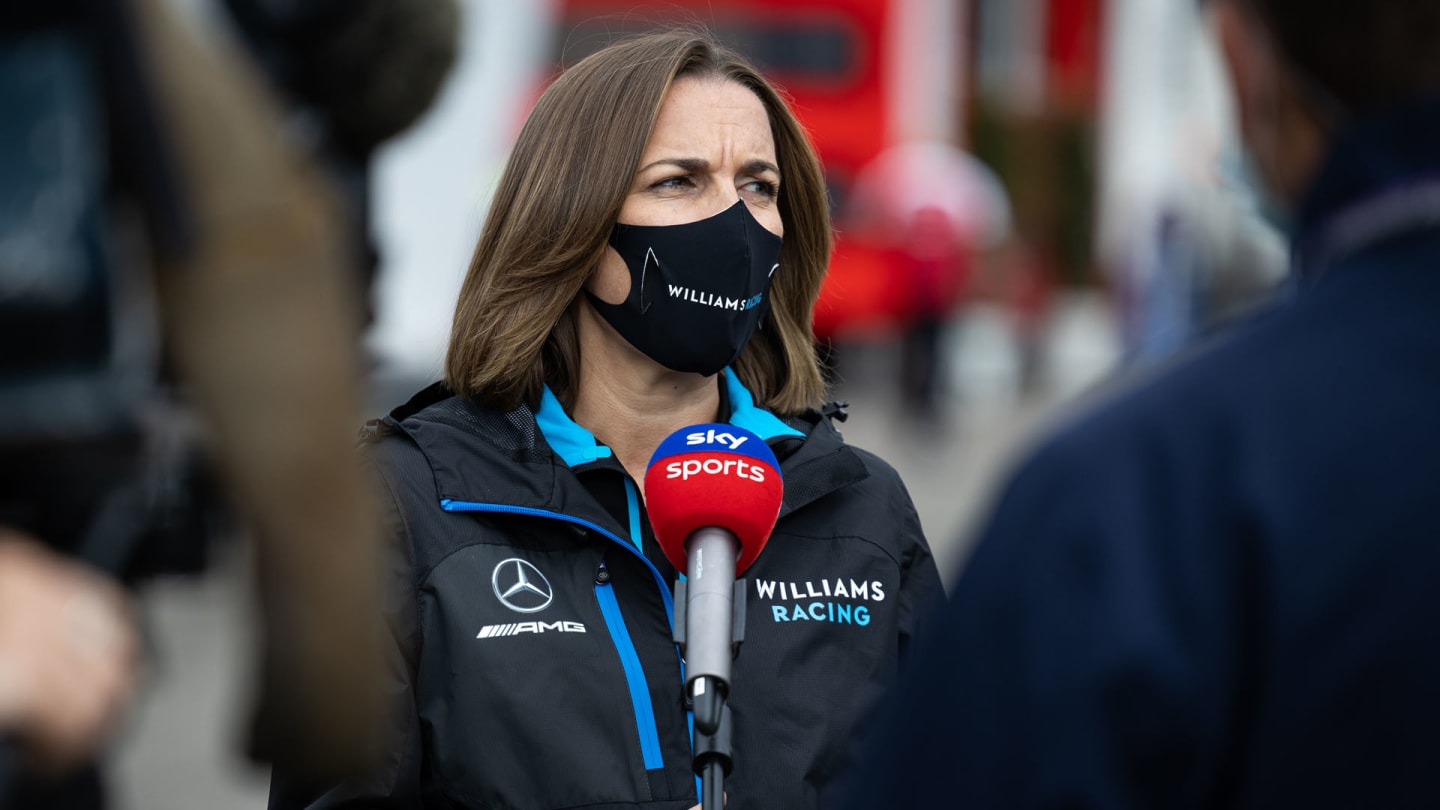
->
624;478;643;554
690;712;700;799
595;577;664;770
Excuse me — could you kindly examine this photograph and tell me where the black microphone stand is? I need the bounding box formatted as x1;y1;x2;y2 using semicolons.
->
674;579;748;810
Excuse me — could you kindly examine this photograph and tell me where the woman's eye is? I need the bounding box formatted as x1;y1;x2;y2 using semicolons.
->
743;179;779;198
653;176;694;190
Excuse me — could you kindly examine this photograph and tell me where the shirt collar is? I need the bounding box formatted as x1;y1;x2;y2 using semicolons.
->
535;367;803;469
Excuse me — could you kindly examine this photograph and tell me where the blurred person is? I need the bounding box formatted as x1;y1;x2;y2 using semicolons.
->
0;535;138;804
1118;208;1203;363
0;0;455;806
831;0;1440;807
894;205;973;422
1113;190;1287;368
268;28;942;810
216;0;461;330
844;141;1011;423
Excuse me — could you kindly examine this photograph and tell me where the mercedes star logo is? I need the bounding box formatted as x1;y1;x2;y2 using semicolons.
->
491;558;554;614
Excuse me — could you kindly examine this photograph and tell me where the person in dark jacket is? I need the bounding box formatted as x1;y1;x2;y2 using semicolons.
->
1;0;454;806
268;27;943;810
831;1;1440;808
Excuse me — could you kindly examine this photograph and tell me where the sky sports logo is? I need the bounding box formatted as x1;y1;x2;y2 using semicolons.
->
477;621;587;639
664;428;770;481
664;457;768;482
685;428;750;449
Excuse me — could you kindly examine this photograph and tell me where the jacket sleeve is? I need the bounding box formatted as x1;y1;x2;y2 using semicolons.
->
267;454;424;809
890;473;945;666
840;443;946;667
820;448;945;805
832;426;1251;810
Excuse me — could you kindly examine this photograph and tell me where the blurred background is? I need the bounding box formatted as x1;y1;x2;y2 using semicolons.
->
8;0;1286;806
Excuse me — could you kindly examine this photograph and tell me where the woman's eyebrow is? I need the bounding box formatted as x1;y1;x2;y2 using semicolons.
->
637;157;709;174
635;157;781;177
743;159;781;177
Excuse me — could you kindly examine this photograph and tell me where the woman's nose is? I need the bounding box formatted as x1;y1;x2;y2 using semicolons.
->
707;179;741;209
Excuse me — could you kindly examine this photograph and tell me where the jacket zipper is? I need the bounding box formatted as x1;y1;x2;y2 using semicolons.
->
595;562;663;774
440;498;675;779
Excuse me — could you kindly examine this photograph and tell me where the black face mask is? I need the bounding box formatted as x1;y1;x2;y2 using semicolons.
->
585;200;783;376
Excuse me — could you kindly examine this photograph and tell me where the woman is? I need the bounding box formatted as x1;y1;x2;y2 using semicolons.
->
271;28;942;810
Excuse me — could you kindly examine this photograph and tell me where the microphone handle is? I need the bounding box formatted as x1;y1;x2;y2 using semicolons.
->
683;526;739;694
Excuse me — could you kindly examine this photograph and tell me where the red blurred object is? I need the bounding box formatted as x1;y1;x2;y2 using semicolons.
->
1046;0;1104;111
847;141;1011;248
899;206;974;317
551;0;888;171
812;240;900;340
839;141;1011;330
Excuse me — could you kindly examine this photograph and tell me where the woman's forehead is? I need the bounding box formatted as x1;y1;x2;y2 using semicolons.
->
642;77;776;158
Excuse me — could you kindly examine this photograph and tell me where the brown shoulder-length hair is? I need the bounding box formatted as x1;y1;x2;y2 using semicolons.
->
444;27;832;416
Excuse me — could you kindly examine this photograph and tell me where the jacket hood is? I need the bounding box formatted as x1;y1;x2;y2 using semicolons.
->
381;371;868;524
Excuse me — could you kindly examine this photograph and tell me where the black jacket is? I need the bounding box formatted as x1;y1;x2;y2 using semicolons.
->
272;370;942;810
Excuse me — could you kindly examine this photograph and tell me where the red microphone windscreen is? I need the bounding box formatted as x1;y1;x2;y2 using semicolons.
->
644;424;783;575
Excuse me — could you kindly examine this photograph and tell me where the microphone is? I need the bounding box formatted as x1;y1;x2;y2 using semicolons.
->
645;424;782;735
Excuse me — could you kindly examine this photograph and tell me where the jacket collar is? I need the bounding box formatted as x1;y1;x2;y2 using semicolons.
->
533;367;804;469
388;372;863;521
1294;92;1440;280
